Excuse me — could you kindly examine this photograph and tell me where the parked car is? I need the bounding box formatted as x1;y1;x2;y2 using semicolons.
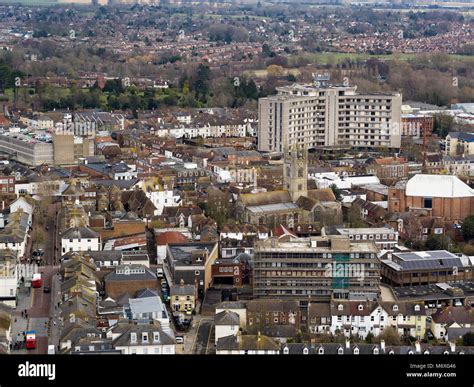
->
43;286;51;293
175;336;184;344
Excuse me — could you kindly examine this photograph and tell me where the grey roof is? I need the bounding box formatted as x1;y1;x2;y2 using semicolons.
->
91;178;139;190
215;310;240;326
281;343;474;355
246;202;299;214
129;296;165;315
112;322;175;347
136;288;159;298
447;132;474;142
167;242;217;266
216;334;280;352
62;226;99;240
385;250;467;271
105;264;157;282
215;301;247;310
170;284;195;296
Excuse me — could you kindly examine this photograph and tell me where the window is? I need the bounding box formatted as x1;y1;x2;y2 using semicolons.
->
131;333;137;343
423;197;433;209
338;347;344;355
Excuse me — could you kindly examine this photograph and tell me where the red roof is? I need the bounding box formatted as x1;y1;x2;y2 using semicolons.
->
156;231;187;245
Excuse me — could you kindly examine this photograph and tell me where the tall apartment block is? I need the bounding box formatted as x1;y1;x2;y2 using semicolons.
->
258;76;402;153
253;235;380;304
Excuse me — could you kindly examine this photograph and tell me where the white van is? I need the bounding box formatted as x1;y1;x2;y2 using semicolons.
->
48;345;55;355
175;336;184;344
156;268;163;278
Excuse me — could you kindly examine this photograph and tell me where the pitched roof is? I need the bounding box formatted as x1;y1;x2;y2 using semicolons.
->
405;174;474;198
156;231;187;246
215;310;240;326
62;226;99;240
239;190;291;207
307;189;336;202
431;306;474;325
216;334;279;352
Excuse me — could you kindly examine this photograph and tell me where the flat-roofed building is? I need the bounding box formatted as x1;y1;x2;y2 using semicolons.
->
381;250;474;287
328;227;399;251
0;133;53;166
253;235;380;303
258;77;402;153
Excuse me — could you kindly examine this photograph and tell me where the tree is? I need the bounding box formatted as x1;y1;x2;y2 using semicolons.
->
365;331;374;344
330;184;343;202
462;215;474;242
425;234;452;251
378;327;401;346
193;64;210;103
462;332;474;346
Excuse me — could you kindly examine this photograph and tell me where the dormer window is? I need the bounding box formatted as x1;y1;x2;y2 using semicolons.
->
354;348;359;355
318;347;324;355
358;304;363;311
130;332;137;344
393;305;398;312
338;347;344;355
142;333;148;343
283;347;289;355
408;350;414;355
373;348;379;355
338;304;343;311
443;351;449;355
414;305;420;312
303;347;309;355
389;350;395;355
424;350;430;355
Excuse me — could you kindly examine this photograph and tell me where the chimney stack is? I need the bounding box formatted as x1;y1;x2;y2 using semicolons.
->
449;341;456;353
415;340;421;354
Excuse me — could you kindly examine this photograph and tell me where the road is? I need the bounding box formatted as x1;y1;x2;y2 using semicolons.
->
9;200;62;354
192;319;214;355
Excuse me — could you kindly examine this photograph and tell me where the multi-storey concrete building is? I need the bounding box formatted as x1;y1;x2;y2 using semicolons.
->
253;235;380;304
258;77;402;153
0;133;54;166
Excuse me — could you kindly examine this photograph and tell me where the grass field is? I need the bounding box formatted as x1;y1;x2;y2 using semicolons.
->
0;0;58;5
287;52;474;66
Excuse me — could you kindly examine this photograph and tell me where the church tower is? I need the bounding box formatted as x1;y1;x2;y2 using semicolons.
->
283;143;308;202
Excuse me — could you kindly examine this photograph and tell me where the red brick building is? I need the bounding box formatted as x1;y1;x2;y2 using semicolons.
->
388;174;474;221
0;175;15;194
401;115;433;138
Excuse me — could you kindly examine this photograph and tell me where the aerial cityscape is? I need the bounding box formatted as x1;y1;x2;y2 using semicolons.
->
0;0;473;383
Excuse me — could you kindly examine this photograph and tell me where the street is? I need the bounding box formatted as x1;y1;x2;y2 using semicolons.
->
9;200;61;354
192;319;214;355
